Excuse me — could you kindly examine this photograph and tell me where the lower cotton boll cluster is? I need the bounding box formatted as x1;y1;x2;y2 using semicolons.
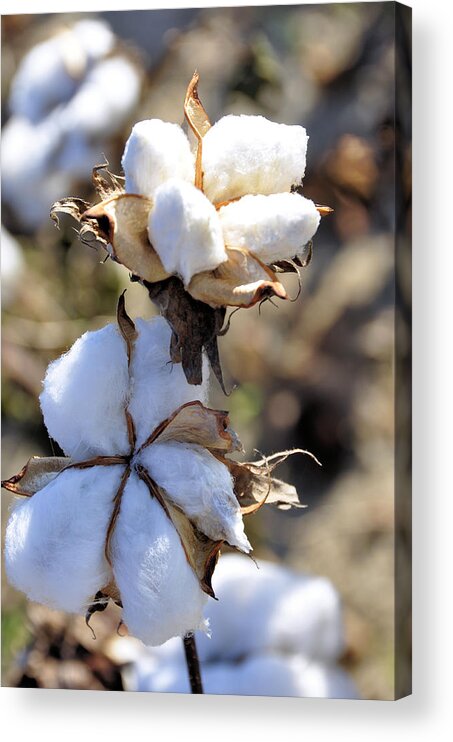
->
113;555;359;699
4;310;255;647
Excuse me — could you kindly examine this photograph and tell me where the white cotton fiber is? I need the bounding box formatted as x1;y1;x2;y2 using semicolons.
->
60;57;141;138
71;19;115;61
4;465;123;613
202;115;308;203
122;120;195;198
139;441;251;552
8;35;78;123
148;179;227;285
219;193;320;263
111;473;208;646
125;648;358;698
40;323;130;460
197;554;344;664
127;317;209;449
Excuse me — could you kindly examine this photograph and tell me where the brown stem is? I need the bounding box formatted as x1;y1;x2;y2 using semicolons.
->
183;634;204;694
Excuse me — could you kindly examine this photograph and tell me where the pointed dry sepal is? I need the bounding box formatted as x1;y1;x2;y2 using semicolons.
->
1;456;71;497
188;247;288;309
184;71;211;191
217;448;321;514
82;194;169;283
140;400;242;453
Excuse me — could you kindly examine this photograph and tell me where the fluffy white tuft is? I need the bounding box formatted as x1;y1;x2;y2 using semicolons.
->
202;115;308;203
122;120;195;198
40;323;130;460
111;473;208;646
127;317;209;449
60;57;141;138
4;466;123;613
197;554;345;664
219;193;320;263
148;179;227;285
139;441;251;552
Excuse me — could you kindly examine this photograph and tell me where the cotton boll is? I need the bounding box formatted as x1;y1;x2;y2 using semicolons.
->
111;473;208;646
202;115;308;203
61;57;141;138
288;656;360;699
127;317;209;449
269;575;345;663
219;193;320;263
72;19;115;61
198;555;344;663
139;441;251;552
8;35;78;123
122;120;195;198
40;323;130;460
148;179;227;286
4;465;123;613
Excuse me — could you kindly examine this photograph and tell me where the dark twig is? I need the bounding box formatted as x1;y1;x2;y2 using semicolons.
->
183;633;204;694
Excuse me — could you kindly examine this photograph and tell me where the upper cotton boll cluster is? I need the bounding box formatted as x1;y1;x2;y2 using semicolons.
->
121;108;320;284
2;20;142;231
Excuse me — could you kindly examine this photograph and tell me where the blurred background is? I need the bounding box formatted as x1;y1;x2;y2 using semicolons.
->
1;3;411;699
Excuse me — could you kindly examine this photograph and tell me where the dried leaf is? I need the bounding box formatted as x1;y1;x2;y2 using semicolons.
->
188;247;287;308
216;448;320;513
137;466;222;598
184;71;211;191
91;162;125;200
140;400;242;453
50;198;91;228
145;277;227;392
1;456;70;497
184;71;211;140
85;591;110;638
116;291;138;366
82;194;169;283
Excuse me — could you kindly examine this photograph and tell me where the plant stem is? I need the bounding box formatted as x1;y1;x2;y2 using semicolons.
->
183;633;204;694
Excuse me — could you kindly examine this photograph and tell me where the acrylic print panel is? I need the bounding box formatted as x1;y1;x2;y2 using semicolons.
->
1;2;411;700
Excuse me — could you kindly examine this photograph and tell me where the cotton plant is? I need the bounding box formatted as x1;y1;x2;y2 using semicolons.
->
2;19;142;231
52;72;332;388
109;555;359;699
3;296;312;666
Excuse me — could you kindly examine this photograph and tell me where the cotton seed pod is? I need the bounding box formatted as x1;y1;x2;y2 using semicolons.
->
4;297;309;647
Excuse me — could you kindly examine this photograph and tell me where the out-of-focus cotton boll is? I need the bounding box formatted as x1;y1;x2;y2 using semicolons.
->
9;21;115;124
127;317;208;448
139;442;251;552
40;323;131;460
3;20;141;231
120;555;358;698
219;193;320;263
1;227;25;307
196;554;344;664
5;466;123;614
126;651;358;698
122;120;195;198
71;19;115;61
111;473;208;646
148;179;227;285
60;57;141;139
8;35;79;123
202;115;308;204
